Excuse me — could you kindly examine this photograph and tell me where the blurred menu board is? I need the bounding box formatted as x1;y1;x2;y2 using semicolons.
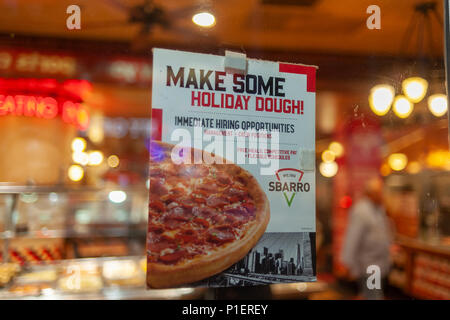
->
147;49;317;288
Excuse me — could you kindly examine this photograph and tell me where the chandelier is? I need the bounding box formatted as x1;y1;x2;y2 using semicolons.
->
369;2;448;119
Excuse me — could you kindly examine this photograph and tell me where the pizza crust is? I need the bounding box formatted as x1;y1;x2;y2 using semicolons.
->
147;142;270;288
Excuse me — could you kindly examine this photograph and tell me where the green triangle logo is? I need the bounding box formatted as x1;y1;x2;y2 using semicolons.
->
283;192;296;207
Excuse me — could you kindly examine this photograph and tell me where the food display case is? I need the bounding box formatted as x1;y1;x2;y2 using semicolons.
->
389;236;450;300
0;184;205;299
0;256;204;300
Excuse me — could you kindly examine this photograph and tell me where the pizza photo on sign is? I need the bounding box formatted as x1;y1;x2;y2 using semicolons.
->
147;141;270;288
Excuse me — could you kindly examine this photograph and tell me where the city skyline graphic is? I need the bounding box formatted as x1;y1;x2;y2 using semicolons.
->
191;232;315;287
251;232;311;269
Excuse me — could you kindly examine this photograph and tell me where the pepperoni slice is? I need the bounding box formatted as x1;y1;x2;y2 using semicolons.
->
211;214;226;224
224;215;237;224
192;207;217;219
166;176;185;187
193;197;206;204
206;195;228;208
175;229;204;244
149;168;165;178
243;203;256;215
164;219;185;230
229;213;248;222
170;187;185;195
192;189;211;197
167;207;188;220
179;197;196;208
217;174;231;186
167;202;179;210
224;207;249;216
227;196;240;203
208;228;235;244
148;240;177;253
193;217;209;228
225;187;247;200
227;187;246;195
149;200;165;212
150;178;168;195
160;194;179;203
159;249;186;264
148;223;164;234
197;183;218;193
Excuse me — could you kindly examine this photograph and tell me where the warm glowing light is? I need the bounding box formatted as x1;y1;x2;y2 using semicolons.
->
428;94;448;117
72;151;89;166
369;84;395;116
107;155;120;168
192;12;216;27
407;161;421;174
68;164;84;181
319;161;338;178
108;190;127;204
88;151;103;166
71;137;86;152
380;163;391;177
339;196;353;209
388;153;408;171
393;95;413;118
321;150;336;163
328;141;344;157
297;283;308;292
402;77;428;103
426;150;450;168
87;113;104;144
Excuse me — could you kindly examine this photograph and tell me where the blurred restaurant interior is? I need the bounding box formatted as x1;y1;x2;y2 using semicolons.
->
0;0;449;299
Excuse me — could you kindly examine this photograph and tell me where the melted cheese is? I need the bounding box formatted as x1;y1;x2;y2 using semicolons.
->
162;230;177;239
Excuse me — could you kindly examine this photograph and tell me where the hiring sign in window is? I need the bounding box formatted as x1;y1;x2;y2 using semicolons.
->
147;48;316;288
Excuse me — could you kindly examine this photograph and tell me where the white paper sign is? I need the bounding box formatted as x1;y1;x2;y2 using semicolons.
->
148;48;317;288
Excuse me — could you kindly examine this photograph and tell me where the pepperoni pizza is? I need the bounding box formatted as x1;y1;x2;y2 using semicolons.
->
147;142;270;288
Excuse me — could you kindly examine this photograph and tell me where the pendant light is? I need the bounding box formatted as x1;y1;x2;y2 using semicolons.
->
368;2;445;119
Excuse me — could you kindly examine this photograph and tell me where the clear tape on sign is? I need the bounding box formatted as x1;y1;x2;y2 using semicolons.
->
224;50;247;75
300;149;315;171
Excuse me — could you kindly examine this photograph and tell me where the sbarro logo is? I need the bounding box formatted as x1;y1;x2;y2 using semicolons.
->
269;168;310;207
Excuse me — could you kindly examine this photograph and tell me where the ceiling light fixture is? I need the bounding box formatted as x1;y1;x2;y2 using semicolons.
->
402;77;428;103
428;93;448;117
392;95;414;118
388;153;408;171
192;12;216;27
369;84;395;116
368;2;445;119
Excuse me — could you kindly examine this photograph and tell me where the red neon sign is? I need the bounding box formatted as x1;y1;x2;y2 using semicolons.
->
0;78;91;130
0;94;89;130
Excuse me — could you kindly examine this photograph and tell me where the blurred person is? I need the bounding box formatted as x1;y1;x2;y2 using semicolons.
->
341;177;392;300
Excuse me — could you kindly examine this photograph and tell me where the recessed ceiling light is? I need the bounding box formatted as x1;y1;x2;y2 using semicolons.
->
192;12;216;27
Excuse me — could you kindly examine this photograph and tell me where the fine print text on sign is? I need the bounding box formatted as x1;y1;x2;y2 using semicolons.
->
147;48;316;289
